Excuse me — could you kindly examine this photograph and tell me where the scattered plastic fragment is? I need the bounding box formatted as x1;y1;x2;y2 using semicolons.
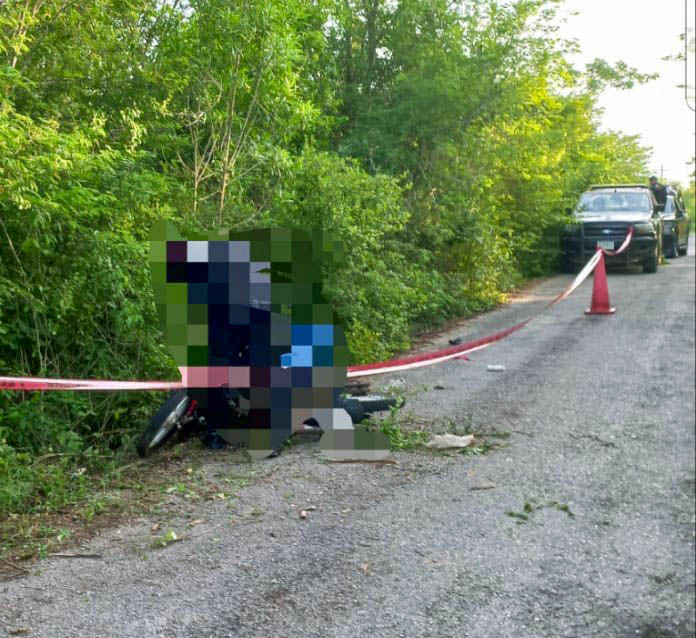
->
425;434;475;449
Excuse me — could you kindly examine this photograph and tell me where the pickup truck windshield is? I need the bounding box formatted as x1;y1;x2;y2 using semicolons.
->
578;192;652;213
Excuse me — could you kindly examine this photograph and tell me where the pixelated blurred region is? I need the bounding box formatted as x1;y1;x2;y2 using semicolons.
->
149;221;389;459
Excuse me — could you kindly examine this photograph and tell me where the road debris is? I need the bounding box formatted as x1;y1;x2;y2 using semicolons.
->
425;434;475;449
569;432;617;448
152;530;180;548
487;365;505;372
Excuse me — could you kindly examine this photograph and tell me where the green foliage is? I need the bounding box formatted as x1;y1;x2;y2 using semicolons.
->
683;175;696;220
583;58;658;93
0;96;176;497
263;148;422;360
375;403;428;451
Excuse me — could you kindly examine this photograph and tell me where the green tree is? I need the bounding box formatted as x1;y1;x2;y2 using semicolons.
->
147;0;329;227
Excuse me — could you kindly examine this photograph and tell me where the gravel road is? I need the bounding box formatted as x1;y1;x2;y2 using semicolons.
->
2;243;694;638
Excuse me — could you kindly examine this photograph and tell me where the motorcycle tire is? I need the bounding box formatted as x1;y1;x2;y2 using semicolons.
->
136;390;191;457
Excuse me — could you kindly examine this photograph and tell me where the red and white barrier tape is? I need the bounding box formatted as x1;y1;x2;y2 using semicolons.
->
0;376;184;392
551;225;633;304
0;228;633;389
348;226;634;377
346;319;531;378
602;226;634;257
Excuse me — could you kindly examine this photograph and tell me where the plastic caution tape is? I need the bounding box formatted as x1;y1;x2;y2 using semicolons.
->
345;319;531;378
601;225;634;257
0;376;184;392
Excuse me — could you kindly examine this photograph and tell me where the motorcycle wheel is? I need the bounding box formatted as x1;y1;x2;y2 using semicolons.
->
136;390;191;457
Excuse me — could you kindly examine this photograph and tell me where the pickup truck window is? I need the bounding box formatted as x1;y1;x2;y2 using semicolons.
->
579;192;652;213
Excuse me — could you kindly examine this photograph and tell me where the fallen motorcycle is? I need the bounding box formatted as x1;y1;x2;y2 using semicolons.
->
136;388;402;458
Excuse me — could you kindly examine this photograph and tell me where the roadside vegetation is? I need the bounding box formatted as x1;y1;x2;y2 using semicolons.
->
0;0;686;539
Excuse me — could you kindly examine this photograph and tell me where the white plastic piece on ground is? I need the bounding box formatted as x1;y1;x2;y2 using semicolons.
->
487;365;505;372
425;434;475;449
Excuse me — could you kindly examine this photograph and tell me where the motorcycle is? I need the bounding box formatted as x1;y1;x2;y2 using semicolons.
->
136;386;402;458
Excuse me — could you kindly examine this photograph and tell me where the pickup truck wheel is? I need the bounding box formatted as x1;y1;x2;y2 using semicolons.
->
643;244;659;273
666;236;679;259
678;240;688;256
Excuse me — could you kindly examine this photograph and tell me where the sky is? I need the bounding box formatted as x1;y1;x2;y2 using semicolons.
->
556;0;695;186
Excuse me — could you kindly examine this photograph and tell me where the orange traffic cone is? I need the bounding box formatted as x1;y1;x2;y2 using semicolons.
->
585;249;615;315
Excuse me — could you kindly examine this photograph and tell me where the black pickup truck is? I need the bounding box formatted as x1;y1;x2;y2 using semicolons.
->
660;186;690;258
560;185;663;274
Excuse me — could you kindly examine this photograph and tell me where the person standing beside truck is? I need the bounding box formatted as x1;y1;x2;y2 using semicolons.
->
649;175;667;210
